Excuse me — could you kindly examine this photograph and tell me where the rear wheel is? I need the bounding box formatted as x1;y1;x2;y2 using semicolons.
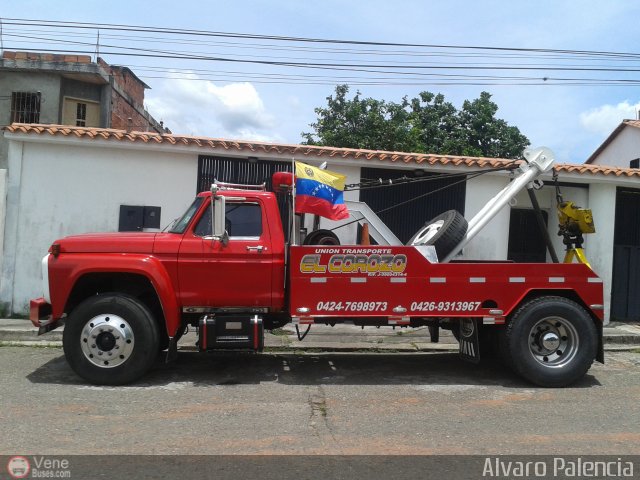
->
501;296;598;387
63;294;160;385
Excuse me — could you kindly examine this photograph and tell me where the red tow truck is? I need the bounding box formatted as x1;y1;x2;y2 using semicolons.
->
30;147;604;386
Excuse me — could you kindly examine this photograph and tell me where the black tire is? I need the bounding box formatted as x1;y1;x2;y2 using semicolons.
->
303;229;340;246
407;210;467;260
63;294;160;385
501;296;598;387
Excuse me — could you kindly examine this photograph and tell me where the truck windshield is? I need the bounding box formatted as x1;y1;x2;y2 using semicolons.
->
169;197;204;234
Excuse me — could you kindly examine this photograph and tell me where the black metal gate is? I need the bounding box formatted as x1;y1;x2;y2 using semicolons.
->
611;187;640;321
359;167;466;244
197;155;293;238
197;156;292;193
507;209;549;263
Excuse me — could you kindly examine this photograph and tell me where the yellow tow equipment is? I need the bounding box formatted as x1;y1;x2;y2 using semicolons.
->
556;177;595;269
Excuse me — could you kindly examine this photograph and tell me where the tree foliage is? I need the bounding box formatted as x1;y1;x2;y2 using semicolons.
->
302;86;529;159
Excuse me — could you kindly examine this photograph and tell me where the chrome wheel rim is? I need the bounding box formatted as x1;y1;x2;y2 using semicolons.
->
80;314;135;368
528;316;578;368
412;220;445;245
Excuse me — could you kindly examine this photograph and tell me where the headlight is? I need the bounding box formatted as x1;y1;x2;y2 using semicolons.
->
42;254;51;304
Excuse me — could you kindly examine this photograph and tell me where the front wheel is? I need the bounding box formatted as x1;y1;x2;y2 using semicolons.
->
501;296;598;387
63;294;160;385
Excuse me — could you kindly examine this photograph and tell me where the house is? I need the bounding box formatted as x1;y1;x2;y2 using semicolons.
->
584;119;640;321
0;50;168;169
586;119;640;168
2;123;638;323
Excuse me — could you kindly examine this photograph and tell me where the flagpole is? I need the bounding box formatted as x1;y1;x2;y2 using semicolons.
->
291;157;296;246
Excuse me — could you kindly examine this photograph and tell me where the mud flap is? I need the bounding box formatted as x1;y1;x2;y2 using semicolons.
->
458;318;480;364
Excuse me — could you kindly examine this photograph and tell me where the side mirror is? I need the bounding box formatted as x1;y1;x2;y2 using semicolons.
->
211;188;228;246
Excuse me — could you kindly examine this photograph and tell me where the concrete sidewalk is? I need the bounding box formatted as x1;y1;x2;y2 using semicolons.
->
1;318;639;352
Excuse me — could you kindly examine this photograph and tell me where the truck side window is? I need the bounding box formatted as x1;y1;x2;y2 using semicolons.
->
194;203;263;238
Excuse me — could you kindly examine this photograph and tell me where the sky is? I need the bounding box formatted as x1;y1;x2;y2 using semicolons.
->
3;0;640;163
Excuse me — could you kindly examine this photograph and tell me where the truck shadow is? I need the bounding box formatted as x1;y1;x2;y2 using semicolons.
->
27;351;601;389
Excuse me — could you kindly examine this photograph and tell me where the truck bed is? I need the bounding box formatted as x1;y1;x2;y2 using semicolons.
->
289;245;604;324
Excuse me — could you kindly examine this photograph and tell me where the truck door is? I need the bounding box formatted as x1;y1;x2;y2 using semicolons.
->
178;199;273;309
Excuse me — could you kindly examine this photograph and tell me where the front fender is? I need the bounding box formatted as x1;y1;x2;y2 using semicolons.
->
49;254;181;337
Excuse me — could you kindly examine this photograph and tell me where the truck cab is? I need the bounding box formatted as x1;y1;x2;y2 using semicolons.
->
167;189;286;313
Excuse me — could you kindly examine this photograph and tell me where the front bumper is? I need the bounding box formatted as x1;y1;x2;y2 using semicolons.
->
29;297;60;335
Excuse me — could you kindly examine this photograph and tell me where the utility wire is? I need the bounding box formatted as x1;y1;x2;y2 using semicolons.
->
4;17;640;60
4;18;640;87
10;30;638;67
345;163;518;191
7;45;640;75
330;165;517;232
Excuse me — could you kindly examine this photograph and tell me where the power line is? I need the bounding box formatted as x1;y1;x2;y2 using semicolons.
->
4;17;640;60
6;25;640;64
8;31;640;70
7;45;640;74
2;18;640;88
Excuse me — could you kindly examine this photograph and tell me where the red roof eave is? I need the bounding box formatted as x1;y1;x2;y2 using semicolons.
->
4;123;640;179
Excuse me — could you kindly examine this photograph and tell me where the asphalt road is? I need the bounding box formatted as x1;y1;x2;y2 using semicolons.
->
1;346;639;456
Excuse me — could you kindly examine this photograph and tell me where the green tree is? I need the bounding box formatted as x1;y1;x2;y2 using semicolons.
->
456;92;530;158
301;85;414;152
302;86;529;159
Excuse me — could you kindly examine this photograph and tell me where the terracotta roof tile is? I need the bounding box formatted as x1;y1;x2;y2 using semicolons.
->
5;123;640;179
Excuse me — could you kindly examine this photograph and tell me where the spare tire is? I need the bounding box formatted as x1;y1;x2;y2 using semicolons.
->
303;229;340;246
407;210;467;260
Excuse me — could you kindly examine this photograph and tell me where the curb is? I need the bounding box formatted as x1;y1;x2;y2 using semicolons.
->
0;322;638;351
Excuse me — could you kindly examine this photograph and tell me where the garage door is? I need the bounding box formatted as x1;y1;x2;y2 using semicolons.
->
611;187;640;321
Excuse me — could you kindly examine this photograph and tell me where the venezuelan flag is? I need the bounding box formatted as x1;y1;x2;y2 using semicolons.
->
295;161;349;220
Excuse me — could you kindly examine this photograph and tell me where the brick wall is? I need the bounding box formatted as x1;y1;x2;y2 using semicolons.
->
111;90;153;131
110;67;145;106
97;57;164;133
2;51;92;63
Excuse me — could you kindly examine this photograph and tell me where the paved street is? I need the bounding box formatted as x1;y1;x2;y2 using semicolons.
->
1;346;639;455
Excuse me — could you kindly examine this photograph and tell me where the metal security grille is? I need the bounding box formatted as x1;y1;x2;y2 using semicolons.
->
197;156;292;193
197;156;293;238
359;167;466;244
611;188;640;321
11;92;41;123
507;209;548;263
76;103;87;126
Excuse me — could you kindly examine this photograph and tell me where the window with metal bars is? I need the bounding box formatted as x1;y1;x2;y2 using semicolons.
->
76;102;87;126
11;92;41;124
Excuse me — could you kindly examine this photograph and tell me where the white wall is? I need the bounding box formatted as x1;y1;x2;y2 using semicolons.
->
461;174;511;260
0;169;7;303
0;140;198;314
591;127;640;167
0;134;623;321
587;183;616;323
